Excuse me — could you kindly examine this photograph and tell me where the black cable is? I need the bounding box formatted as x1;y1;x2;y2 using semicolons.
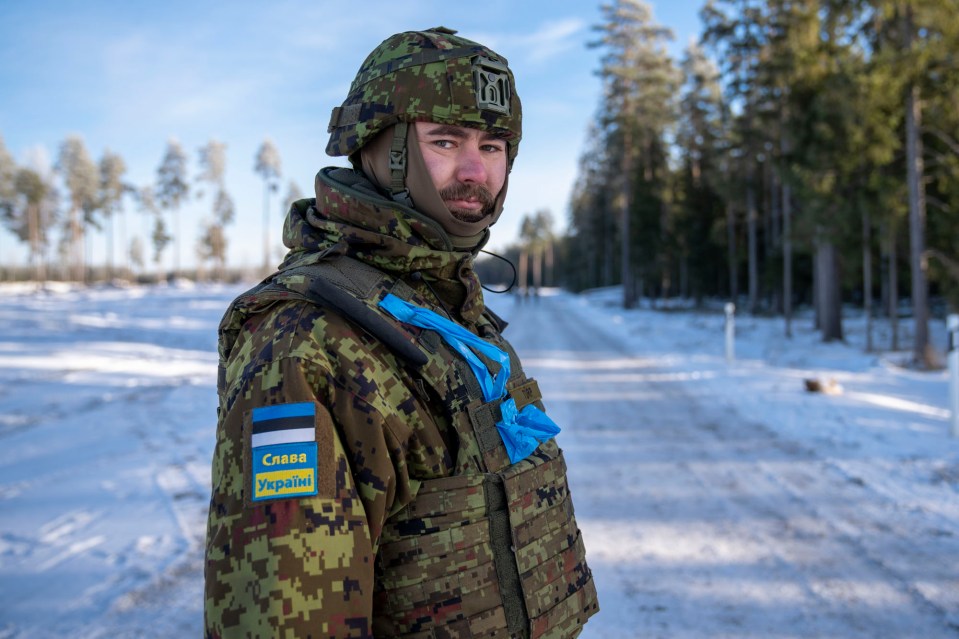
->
478;249;517;294
411;271;454;320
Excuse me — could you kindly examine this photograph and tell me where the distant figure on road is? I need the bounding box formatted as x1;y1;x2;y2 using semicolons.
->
204;27;599;638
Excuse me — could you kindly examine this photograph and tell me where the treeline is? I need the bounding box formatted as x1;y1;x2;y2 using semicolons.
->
559;0;959;365
0;134;302;283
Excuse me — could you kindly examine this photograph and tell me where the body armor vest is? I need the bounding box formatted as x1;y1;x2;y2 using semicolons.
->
219;255;599;638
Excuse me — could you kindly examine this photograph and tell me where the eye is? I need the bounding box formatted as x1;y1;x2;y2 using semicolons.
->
482;141;506;153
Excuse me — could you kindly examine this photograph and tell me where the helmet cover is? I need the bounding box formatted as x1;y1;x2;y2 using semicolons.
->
326;27;522;166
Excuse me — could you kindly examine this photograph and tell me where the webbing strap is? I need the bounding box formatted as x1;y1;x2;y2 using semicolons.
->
388;122;413;207
468;401;503;454
484;474;530;637
305;274;428;367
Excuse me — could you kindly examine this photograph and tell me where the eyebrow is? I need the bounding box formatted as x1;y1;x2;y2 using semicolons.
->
420;124;506;142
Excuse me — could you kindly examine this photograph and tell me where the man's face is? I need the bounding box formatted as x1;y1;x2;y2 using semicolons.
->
414;122;508;223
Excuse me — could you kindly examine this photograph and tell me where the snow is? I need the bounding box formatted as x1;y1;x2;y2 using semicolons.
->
0;282;957;638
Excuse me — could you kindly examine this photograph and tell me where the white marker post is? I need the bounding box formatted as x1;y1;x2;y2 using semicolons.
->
725;302;736;363
948;314;959;438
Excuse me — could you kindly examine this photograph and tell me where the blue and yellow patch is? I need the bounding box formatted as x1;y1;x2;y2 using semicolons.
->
250;402;319;502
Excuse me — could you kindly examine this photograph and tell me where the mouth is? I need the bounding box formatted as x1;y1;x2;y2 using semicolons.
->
445;197;484;211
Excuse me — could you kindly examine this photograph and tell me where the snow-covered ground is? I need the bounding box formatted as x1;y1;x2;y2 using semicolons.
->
0;282;957;638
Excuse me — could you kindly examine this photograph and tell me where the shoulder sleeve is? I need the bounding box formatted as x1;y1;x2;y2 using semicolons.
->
205;303;408;639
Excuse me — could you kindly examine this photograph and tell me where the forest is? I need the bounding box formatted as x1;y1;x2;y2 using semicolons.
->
0;134;301;285
553;0;959;368
2;0;958;368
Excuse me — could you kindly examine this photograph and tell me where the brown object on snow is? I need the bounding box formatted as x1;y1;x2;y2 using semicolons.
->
804;377;843;395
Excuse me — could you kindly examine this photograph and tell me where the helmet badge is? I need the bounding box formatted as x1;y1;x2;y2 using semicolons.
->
473;56;511;116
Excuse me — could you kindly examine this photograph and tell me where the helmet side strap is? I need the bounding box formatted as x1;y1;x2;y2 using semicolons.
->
388;121;413;207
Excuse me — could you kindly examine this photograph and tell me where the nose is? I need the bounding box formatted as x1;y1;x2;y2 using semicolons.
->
455;144;488;185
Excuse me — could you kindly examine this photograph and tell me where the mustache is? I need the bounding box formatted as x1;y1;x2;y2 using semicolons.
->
438;183;494;208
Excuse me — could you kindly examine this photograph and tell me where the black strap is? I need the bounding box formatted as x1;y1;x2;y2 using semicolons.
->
305;275;429;368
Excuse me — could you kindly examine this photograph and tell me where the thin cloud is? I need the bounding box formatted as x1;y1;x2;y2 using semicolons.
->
519;18;587;65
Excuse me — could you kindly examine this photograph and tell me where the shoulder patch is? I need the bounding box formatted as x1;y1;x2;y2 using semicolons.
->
244;401;335;505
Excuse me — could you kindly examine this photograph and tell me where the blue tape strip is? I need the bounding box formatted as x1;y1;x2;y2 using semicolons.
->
379;294;559;463
379;294;509;402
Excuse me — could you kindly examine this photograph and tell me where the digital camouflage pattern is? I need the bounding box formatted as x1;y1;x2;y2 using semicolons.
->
326;27;523;167
206;25;595;638
205;167;598;637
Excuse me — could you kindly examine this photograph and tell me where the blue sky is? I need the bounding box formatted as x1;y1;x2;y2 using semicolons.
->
0;1;705;272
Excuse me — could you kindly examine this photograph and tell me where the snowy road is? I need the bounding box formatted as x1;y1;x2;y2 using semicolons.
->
0;284;957;638
497;292;959;639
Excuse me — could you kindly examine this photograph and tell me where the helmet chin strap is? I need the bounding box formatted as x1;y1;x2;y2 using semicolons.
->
387;122;414;207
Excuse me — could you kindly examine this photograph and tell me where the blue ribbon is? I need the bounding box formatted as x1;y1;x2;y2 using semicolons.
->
378;293;559;462
497;397;561;464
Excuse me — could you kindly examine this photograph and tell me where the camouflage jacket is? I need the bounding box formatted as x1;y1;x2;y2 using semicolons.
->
204;167;597;638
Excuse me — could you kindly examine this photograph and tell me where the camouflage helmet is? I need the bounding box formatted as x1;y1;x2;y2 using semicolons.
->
326;27;522;166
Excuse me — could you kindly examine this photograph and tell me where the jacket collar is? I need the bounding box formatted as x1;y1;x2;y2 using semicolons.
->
277;167;488;323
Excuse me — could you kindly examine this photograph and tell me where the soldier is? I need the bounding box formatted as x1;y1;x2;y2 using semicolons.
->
205;27;599;638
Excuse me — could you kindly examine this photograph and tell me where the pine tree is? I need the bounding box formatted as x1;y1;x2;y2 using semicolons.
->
0;135;15;223
591;0;678;307
98;150;127;280
677;42;727;303
129;236;145;274
135;185;165;282
197;140;234;280
13;168;57;282
56;135;99;283
254;138;282;274
567;117;616;291
155;139;190;279
0;135;17;278
702;0;770;314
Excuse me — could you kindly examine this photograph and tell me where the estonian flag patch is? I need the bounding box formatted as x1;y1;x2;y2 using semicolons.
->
250;402;319;502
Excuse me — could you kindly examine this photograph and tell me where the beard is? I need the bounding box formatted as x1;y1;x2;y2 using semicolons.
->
438;182;495;223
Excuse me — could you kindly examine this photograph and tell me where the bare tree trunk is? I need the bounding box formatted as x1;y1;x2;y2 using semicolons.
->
262;181;271;276
812;239;821;331
28;203;44;282
532;248;543;291
603;198;613;286
545;240;554;288
783;181;793;338
781;123;793;338
770;163;781;251
70;204;82;282
120;210;128;279
747;176;759;314
768;162;781;313
888;222;900;350
518;248;529;296
882;226;890;314
726;201;737;301
660;200;671;301
902;7;929;363
107;214;115;280
905;81;931;365
816;239;843;341
621;129;635;309
863;208;874;352
173;207;181;279
680;255;689;300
